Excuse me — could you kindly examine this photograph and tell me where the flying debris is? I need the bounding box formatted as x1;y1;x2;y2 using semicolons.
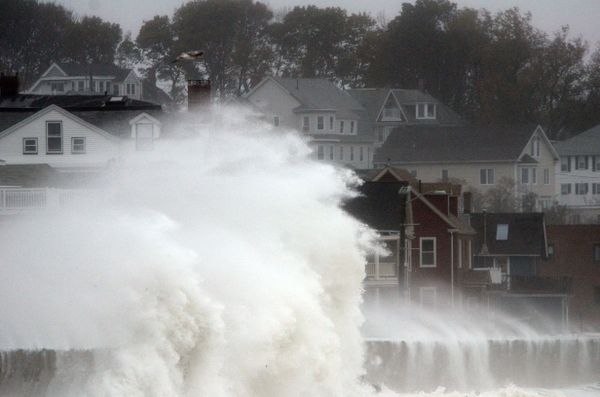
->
172;50;204;63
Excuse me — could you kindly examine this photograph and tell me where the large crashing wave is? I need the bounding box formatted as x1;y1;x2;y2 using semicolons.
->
0;108;374;396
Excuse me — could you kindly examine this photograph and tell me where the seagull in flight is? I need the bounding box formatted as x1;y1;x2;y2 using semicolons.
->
172;50;204;63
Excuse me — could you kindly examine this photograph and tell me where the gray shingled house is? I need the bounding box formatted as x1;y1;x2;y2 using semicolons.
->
373;124;559;211
242;76;376;169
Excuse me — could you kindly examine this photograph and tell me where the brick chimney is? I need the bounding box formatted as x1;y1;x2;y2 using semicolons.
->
187;79;211;111
0;73;19;97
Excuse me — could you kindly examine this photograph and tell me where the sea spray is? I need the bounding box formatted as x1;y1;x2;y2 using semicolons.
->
0;107;375;396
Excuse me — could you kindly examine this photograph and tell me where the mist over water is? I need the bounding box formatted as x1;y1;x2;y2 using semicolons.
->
0;108;597;396
0;109;373;396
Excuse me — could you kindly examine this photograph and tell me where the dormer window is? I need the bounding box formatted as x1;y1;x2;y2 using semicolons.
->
530;136;541;157
416;103;436;119
350;121;355;134
382;97;402;120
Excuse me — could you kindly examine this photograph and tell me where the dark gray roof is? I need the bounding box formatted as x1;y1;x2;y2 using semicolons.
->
0;94;161;111
271;77;364;116
56;63;131;82
347;88;464;126
554;124;600;156
375;124;538;164
142;80;172;106
0;95;164;138
344;181;408;231
470;212;546;256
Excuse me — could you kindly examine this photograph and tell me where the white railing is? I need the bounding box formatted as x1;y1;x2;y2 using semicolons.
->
0;188;105;213
365;261;398;280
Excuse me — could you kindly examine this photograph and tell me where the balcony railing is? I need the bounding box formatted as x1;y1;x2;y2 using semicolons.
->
492;274;572;294
365;261;398;280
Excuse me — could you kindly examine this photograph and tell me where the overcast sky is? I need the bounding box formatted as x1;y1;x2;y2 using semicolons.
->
53;0;600;49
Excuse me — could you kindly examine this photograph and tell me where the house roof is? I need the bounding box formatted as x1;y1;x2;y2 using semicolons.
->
54;63;132;82
375;124;541;164
346;88;464;126
0;94;161;111
554;124;600;156
142;80;172;106
343;181;408;231
470;212;546;256
270;77;365;116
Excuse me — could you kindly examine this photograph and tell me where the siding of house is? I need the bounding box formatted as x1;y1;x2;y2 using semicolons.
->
556;155;600;223
517;133;558;204
0;109;119;167
542;225;600;330
246;79;301;130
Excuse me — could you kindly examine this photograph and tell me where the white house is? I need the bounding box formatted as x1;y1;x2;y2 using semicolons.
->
26;63;172;106
0;96;163;169
554;125;600;224
242;77;376;169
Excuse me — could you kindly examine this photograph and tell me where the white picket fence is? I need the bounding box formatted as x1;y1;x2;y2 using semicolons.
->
0;188;104;213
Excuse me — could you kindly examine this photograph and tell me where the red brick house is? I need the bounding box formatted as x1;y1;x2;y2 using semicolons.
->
543;225;600;331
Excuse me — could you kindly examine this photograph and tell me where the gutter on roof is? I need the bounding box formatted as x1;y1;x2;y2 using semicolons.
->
377;159;517;165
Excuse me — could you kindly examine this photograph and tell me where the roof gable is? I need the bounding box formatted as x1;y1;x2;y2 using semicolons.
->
42;63;67;78
375;91;407;122
0;105;119;142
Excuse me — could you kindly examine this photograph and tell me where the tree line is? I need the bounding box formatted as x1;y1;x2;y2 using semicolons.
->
2;0;600;138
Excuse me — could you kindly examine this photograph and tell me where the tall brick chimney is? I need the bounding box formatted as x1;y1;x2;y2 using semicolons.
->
0;73;19;97
187;79;211;111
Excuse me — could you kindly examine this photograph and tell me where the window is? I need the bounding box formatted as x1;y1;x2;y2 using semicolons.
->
420;237;436;268
595;156;600;172
50;82;64;92
317;145;324;160
576;156;588;170
273;116;279;127
23;138;38;154
350;121;355;133
419;287;437;306
496;224;508;240
410;170;417;177
317;116;324;130
575;183;588;195
480;168;495;185
441;169;449;181
594;244;600;263
339;121;344;133
302;116;309;132
339;146;343;160
416;103;436;119
71;137;86;154
329;145;334;160
46;121;63;154
359;146;364;162
547;244;555;259
350;146;354;161
127;83;136;95
98;81;104;92
78;81;84;91
329;116;334;130
520;168;537;184
544;168;550;185
71;81;75;91
135;123;154;151
593;183;600;195
106;82;111;93
561;184;571;195
530;136;541;157
113;84;119;95
561;156;571;172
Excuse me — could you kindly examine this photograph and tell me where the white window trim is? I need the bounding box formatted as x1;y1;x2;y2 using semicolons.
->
420;237;437;268
416;103;436;119
46;121;63;154
23;137;38;155
71;137;86;154
480;168;495;185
